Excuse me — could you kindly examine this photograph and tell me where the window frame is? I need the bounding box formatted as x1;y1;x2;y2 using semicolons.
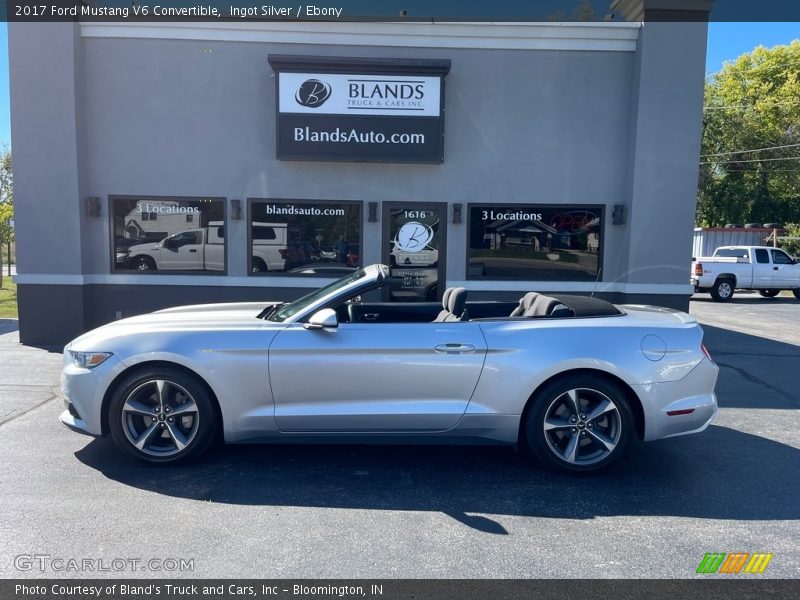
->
246;198;364;277
465;203;605;282
108;195;228;275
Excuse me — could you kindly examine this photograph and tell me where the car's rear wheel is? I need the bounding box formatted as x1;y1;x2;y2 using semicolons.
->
251;258;267;273
524;375;635;474
108;368;217;465
710;278;734;302
794;289;800;300
758;289;780;298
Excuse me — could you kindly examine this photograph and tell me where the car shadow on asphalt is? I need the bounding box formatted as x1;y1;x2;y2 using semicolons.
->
74;424;800;533
700;324;800;409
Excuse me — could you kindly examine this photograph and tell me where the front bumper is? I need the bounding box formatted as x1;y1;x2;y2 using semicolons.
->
634;357;719;441
58;406;97;437
60;350;123;436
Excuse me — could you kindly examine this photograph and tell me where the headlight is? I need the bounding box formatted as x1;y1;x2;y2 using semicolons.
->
69;351;113;369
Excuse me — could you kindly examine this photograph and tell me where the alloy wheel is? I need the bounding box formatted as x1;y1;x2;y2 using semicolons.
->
542;387;622;466
120;379;200;457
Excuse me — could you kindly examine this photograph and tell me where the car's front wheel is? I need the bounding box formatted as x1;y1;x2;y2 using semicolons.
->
134;256;156;271
524;375;635;474
108;368;218;465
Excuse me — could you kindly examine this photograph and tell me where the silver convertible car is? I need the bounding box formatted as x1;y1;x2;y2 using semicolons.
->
60;264;718;473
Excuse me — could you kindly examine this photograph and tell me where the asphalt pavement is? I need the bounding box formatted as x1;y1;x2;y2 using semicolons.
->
0;293;798;579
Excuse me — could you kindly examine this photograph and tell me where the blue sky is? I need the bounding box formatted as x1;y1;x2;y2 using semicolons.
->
0;21;797;149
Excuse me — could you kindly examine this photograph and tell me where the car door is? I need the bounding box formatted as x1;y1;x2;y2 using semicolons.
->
268;321;487;432
752;248;773;287
161;231;203;270
770;248;798;287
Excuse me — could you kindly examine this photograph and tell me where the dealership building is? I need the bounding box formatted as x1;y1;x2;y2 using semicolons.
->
9;0;713;345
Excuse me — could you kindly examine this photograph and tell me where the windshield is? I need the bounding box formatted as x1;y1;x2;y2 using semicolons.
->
268;268;367;322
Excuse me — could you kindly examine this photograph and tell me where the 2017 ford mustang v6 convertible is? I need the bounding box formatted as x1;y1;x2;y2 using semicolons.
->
60;264;718;473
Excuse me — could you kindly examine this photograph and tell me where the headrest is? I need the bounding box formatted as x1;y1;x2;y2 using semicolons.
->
441;287;454;310
447;287;467;317
509;292;541;317
523;295;560;317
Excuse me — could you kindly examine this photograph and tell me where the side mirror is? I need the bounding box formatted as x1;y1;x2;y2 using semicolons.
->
163;238;177;249
304;308;339;330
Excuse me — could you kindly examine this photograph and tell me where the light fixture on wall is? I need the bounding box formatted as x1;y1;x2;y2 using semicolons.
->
85;196;101;218
612;204;626;226
231;199;241;220
368;202;378;223
452;203;462;225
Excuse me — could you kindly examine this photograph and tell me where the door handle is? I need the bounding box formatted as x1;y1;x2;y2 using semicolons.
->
363;313;380;321
434;343;477;354
189;249;198;253
774;266;779;270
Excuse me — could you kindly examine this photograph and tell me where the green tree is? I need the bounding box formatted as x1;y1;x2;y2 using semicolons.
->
778;223;800;257
698;41;800;227
0;149;13;288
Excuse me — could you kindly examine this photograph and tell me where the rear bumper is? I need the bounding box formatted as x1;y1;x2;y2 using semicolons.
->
634;357;719;441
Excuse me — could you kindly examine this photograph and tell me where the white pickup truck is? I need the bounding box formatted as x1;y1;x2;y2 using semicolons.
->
691;245;800;301
126;221;288;272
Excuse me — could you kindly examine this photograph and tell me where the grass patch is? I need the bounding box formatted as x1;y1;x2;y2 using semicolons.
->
0;278;18;318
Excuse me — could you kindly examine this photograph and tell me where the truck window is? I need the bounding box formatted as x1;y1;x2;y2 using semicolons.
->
771;249;794;265
755;249;769;263
254;226;277;240
714;248;749;258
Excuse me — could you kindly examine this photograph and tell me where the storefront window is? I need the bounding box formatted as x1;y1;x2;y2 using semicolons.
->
248;200;362;275
468;205;603;280
111;196;226;273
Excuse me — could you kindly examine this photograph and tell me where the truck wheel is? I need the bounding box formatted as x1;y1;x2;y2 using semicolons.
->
758;289;780;298
134;257;156;271
251;258;267;273
710;279;734;302
794;289;800;300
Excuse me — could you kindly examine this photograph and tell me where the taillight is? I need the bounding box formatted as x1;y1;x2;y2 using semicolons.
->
694;262;703;276
701;343;713;361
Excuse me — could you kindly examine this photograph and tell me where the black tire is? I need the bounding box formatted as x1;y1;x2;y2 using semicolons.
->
251;258;267;273
758;289;780;298
710;278;735;302
133;256;156;271
524;374;635;474
108;367;218;465
794;289;800;300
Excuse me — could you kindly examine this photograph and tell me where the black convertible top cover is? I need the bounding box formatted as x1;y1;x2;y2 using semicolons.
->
548;295;622;317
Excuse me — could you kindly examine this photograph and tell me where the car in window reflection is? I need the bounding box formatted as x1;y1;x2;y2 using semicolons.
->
287;264;360;276
60;264;718;475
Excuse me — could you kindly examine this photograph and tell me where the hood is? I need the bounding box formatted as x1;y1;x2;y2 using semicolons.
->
155;301;278;316
67;302;282;350
127;241;161;253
